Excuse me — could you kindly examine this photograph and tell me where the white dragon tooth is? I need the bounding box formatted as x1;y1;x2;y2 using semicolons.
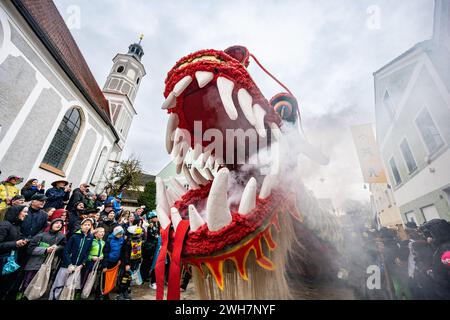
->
208;155;216;169
204;167;215;180
183;164;200;190
269;122;282;141
156;177;170;229
253;104;267;138
259;174;276;199
191;167;209;186
156;177;169;213
166;188;179;207
176;162;183;175
206;167;232;231
162;92;176;110
237;88;256;126
165;113;179;154
170;178;187;197
173;75;193;97
156;205;171;229
195;71;214;88
170;129;183;159
171;208;182;231
238;177;257;215
201;149;212;168
188;205;205;231
217;77;238;120
193;143;202;161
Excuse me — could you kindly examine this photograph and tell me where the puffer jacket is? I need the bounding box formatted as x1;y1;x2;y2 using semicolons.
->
102;234;125;267
44;187;70;210
24;230;66;271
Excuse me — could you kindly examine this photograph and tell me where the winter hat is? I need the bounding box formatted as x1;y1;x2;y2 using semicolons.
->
127;225;142;236
50;218;64;229
5;205;27;225
405;221;418;230
11;195;25;202
81;218;94;226
51;209;67;221
441;251;450;267
113;226;124;236
148;211;157;219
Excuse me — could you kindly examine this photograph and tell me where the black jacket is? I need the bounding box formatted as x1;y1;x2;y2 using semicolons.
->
98;218;118;240
44;187;70;210
20;207;48;238
66;188;86;212
0;206;25;255
21;187;44;202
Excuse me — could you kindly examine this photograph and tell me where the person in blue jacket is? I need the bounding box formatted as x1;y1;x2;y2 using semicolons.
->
49;218;94;300
44;180;71;210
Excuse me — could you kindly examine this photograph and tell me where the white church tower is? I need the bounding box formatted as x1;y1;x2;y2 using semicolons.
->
103;36;146;149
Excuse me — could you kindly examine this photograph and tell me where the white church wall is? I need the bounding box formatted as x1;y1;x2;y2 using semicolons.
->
0;3;117;186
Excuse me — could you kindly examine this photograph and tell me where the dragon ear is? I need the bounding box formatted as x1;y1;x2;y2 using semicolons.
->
224;45;250;67
270;93;299;124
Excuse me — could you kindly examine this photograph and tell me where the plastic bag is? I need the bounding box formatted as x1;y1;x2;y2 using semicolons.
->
59;267;81;300
24;249;56;300
2;251;20;275
81;260;100;299
102;261;121;295
130;263;143;286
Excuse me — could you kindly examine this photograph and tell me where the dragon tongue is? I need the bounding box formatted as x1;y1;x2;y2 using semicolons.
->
205;167;232;231
217;77;238;121
238;177;257;215
189;204;205;231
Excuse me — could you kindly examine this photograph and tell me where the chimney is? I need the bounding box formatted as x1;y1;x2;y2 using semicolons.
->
433;0;450;45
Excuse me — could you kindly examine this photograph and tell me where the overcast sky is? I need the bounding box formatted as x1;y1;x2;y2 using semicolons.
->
54;0;433;207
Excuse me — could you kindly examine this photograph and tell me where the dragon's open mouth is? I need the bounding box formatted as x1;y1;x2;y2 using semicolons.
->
158;46;302;289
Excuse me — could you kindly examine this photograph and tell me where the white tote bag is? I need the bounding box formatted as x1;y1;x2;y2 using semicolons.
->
24;249;57;300
81;260;100;299
59;267;81;300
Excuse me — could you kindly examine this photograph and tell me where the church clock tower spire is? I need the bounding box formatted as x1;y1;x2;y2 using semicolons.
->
102;36;147;147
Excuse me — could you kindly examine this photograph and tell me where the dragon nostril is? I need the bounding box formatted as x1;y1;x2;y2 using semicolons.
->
213;68;219;74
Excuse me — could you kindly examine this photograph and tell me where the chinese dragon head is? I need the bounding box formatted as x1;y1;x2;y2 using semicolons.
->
155;45;344;300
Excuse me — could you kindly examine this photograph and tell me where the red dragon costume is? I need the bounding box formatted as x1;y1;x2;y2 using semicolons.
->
156;45;343;300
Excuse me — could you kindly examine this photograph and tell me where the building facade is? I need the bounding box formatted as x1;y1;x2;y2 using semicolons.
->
0;0;145;192
374;0;450;225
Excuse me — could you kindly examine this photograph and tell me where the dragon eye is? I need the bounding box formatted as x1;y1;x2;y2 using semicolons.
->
274;101;293;119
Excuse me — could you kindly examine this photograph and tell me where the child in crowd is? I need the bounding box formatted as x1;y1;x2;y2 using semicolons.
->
20;218;66;297
83;227;105;299
116;225;143;300
49;218;94;300
101;226;126;300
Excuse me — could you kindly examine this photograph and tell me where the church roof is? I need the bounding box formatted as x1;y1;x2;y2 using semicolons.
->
11;0;119;140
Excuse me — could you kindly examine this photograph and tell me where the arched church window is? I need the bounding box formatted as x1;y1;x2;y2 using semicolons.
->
117;66;124;73
136;77;140;84
42;108;82;171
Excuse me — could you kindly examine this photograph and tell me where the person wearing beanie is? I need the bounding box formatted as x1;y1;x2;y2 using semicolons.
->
101;225;126;300
19;218;66;297
81;227;105;300
0;195;25;222
98;209;118;240
116;225;144;300
45;209;69;236
49;218;93;300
